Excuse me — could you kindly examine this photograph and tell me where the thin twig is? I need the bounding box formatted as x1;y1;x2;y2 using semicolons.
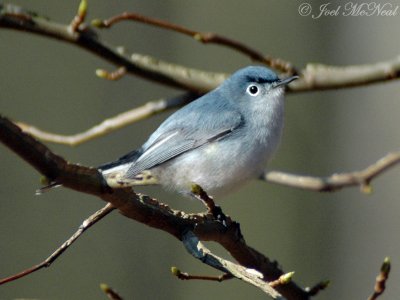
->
0;115;310;299
16;93;198;146
263;152;400;192
100;283;124;300
0;3;226;92
171;266;233;282
69;0;87;32
305;280;330;296
269;272;295;288
190;183;224;215
0;203;115;285
368;257;391;300
1;4;399;93
182;231;283;299
190;184;217;214
93;12;296;74
96;66;127;80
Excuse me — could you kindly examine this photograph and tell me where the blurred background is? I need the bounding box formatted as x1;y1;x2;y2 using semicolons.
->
1;1;399;299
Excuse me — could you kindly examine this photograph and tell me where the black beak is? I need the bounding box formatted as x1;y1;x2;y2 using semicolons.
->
273;75;299;88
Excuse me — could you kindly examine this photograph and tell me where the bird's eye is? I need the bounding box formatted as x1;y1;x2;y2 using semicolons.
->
246;84;260;96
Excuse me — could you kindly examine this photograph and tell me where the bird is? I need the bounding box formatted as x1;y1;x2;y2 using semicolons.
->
99;66;298;198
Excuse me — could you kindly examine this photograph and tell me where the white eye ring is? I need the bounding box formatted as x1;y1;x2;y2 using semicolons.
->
246;84;260;96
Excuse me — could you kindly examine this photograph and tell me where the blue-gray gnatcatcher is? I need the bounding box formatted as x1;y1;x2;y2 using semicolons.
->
100;66;298;197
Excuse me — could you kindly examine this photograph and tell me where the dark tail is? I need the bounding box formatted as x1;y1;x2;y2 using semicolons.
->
36;181;62;195
36;149;142;194
98;148;142;171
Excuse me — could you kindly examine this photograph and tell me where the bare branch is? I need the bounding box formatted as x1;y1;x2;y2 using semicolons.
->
2;3;398;298
182;231;282;298
262;152;400;192
1;3;399;93
368;257;391;300
96;66;127;81
269;272;296;288
171;266;233;282
0;3;224;92
305;280;330;297
92;12;296;74
0;115;309;299
100;283;124;300
69;0;87;32
16;93;198;146
190;184;228;225
0;203;114;285
293;58;400;92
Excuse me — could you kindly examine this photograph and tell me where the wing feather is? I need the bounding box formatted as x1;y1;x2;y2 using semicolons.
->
104;89;244;181
126;134;197;177
125;117;243;178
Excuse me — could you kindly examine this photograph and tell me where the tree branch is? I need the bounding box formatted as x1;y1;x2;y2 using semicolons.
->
100;283;124;300
262;151;400;192
305;280;330;297
1;3;399;93
16;92;198;146
2;2;398;298
182;231;283;298
92;11;296;75
293;58;400;92
0;3;224;92
96;66;127;81
69;0;87;32
368;257;391;300
171;266;233;282
0;203;114;285
0;115;309;299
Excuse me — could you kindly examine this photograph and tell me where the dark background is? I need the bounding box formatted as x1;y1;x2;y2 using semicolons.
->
1;1;399;299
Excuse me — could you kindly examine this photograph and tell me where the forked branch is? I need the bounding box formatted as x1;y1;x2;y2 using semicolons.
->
1;3;399;93
0;115;309;299
92;12;296;74
263;152;400;192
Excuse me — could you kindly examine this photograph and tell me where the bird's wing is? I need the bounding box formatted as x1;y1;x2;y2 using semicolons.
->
124;109;243;178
